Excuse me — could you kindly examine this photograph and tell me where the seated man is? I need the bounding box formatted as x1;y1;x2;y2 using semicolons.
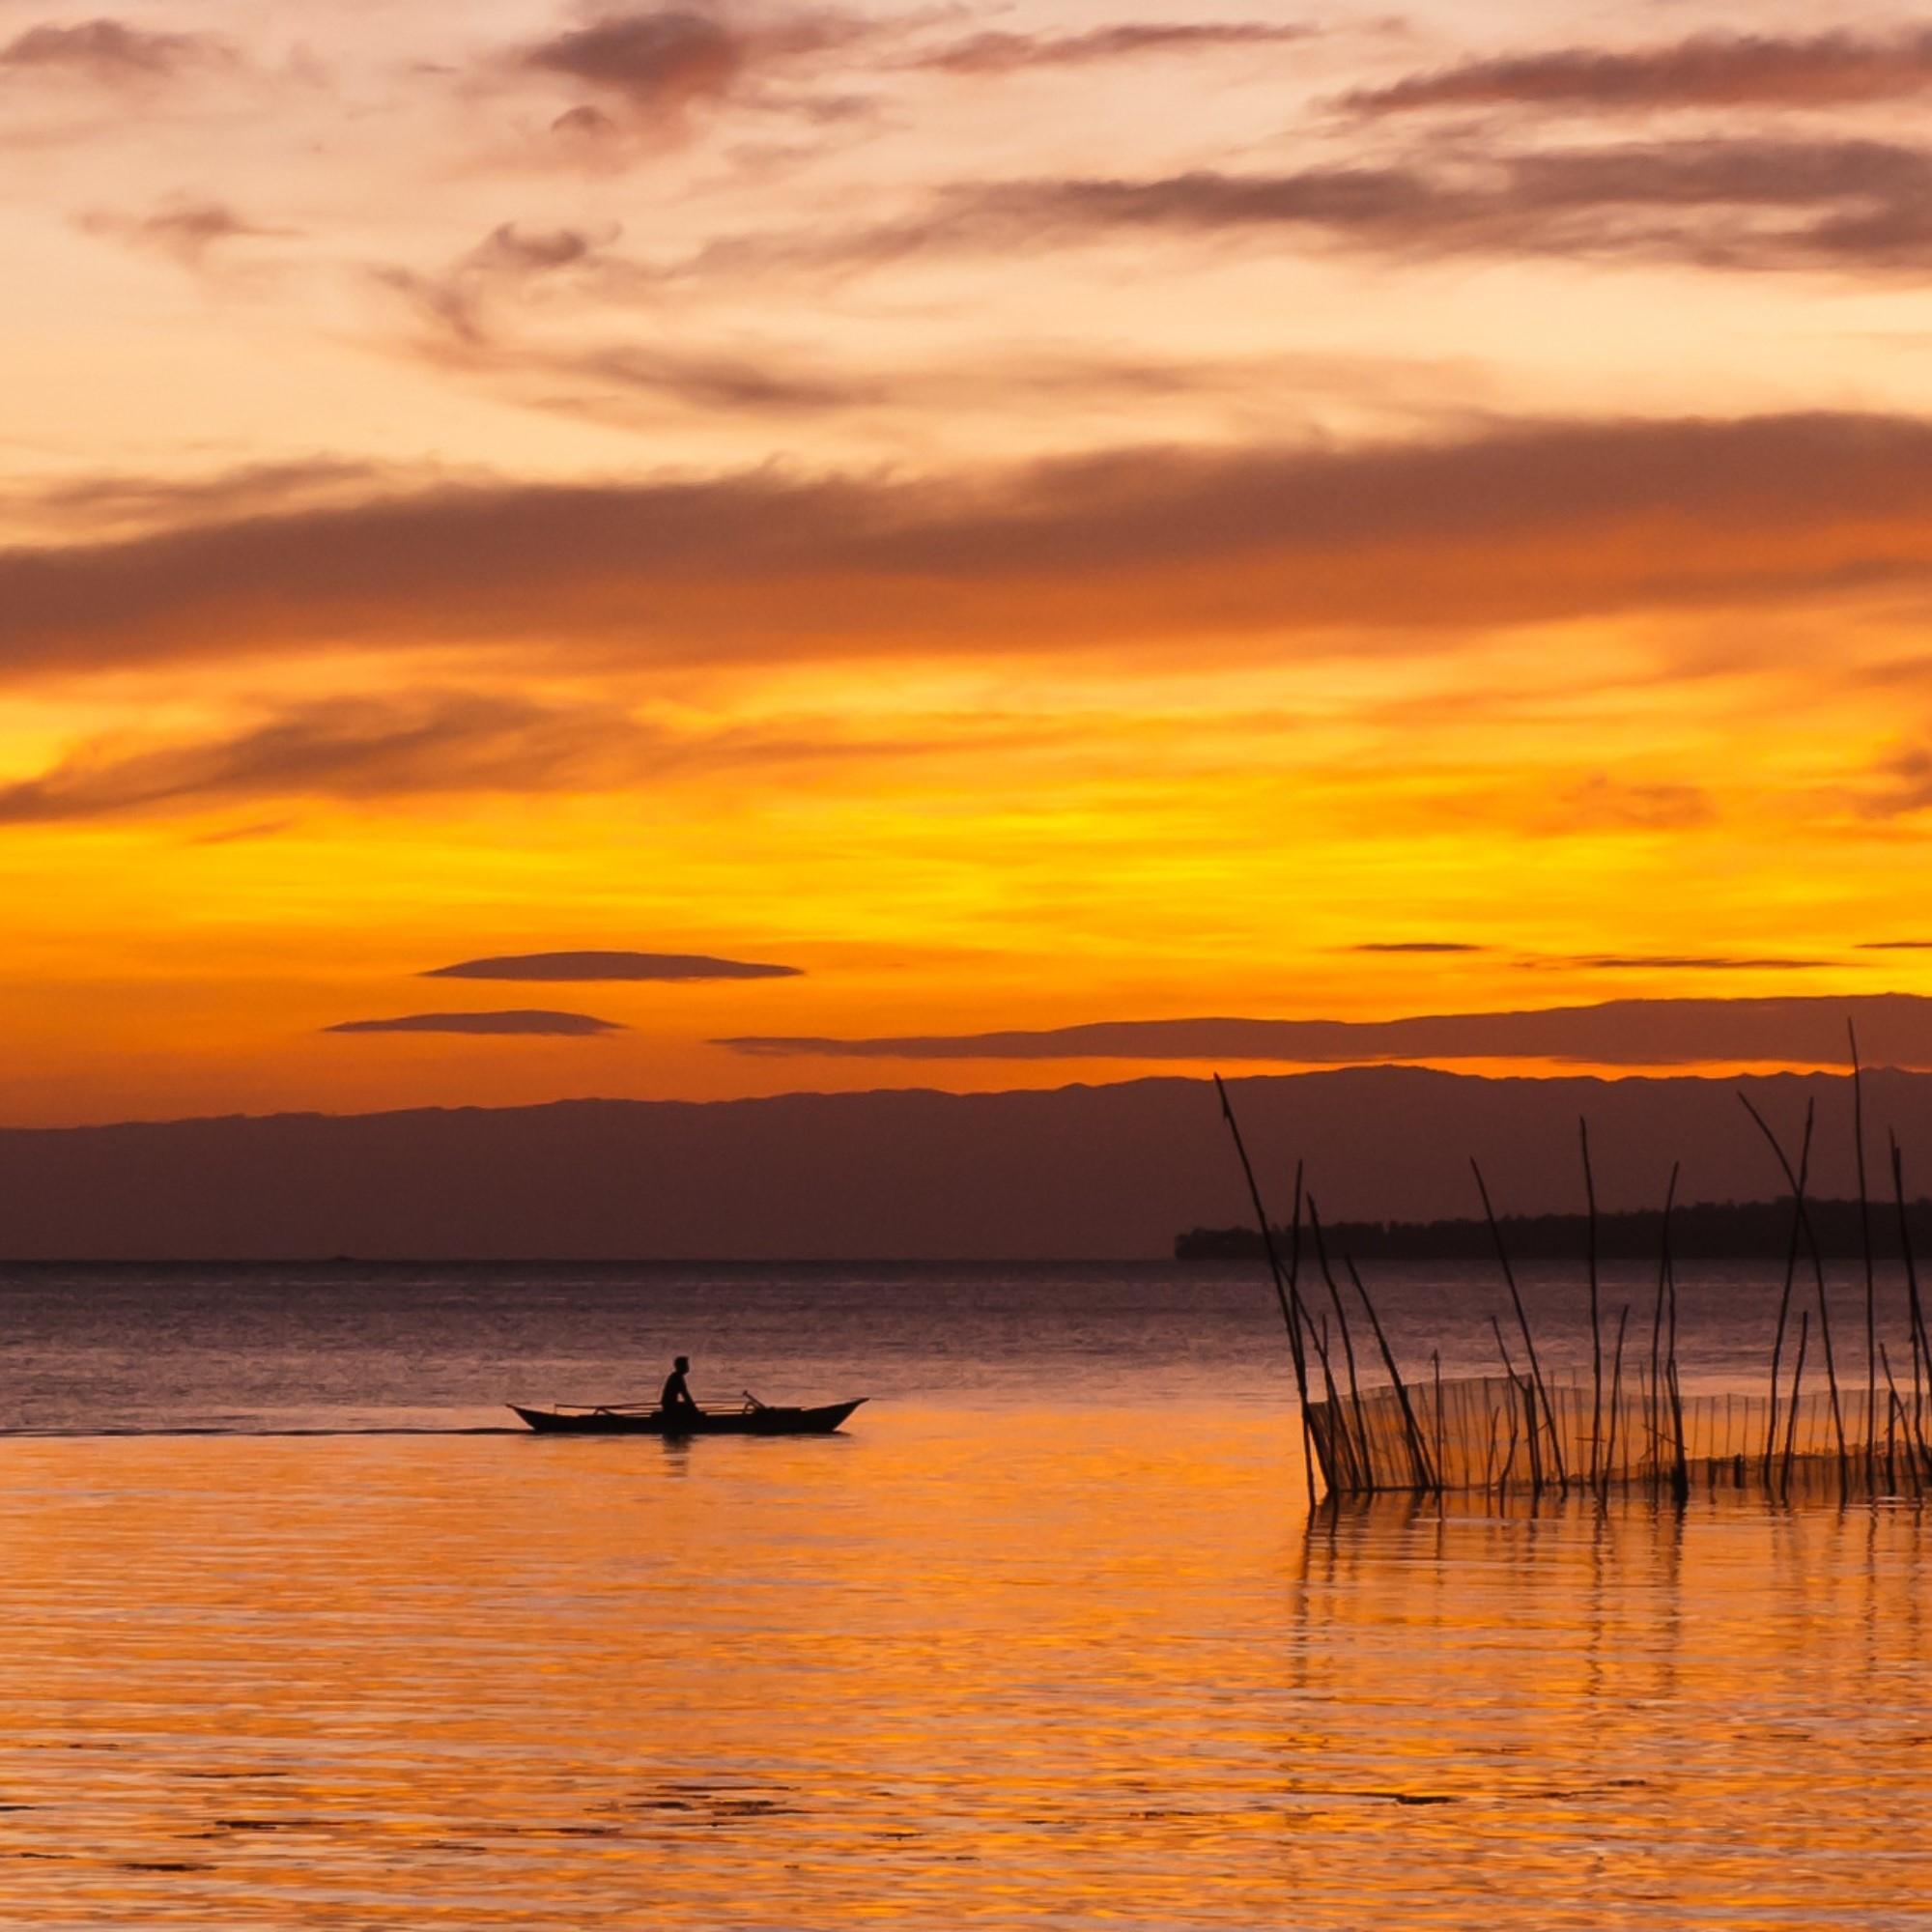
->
660;1354;701;1421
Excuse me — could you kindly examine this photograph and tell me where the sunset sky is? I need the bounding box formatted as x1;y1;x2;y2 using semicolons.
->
8;0;1932;1124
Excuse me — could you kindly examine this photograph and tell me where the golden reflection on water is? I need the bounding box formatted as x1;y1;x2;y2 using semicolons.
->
2;1405;1928;1926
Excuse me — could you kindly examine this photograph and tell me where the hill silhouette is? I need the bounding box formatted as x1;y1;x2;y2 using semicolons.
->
3;1065;1931;1260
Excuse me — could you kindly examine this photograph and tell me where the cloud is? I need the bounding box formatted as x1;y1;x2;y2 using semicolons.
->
0;17;233;84
325;1010;623;1037
1;458;387;541
1567;955;1837;971
679;137;1932;281
0;688;943;821
715;994;1932;1067
0;691;650;822
907;22;1313;77
425;951;801;981
376;221;620;348
901;138;1932;274
14;412;1932;678
1349;942;1486;953
374;220;895;415
1346;31;1932;116
79;199;286;270
1856;744;1932;816
1547;774;1717;831
1861;939;1932;951
517;7;862;126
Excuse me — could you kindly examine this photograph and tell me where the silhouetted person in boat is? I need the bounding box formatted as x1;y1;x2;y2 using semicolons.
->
660;1355;701;1422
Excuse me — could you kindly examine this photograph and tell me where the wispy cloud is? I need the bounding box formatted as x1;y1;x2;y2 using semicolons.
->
426;950;801;981
79;197;286;271
0;18;235;86
887;138;1932;274
515;6;865;131
906;22;1312;77
1346;31;1932;117
1348;941;1487;954
0;692;648;821
11;413;1932;677
0;687;954;821
1567;955;1837;971
376;221;621;349
326;1010;623;1037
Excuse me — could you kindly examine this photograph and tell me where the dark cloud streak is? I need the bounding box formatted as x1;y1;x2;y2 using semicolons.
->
326;1010;623;1037
1350;942;1487;954
0;692;648;822
427;951;801;981
0;18;233;84
517;8;863;125
907;139;1932;273
907;22;1312;77
12;412;1932;677
1347;31;1932;116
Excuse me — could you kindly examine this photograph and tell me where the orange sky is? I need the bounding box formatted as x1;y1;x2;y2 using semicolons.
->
6;0;1932;1124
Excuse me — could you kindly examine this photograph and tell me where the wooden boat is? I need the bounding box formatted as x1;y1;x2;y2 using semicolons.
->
510;1397;866;1436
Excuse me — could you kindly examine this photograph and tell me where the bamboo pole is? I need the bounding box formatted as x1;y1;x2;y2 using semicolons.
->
1763;1100;1813;1479
1780;1310;1810;1490
1212;1076;1328;1503
1669;1363;1690;1500
1881;1343;1906;1494
1648;1163;1680;1492
1432;1350;1445;1491
1603;1303;1631;1492
1471;1158;1567;1487
1489;1317;1535;1492
1581;1118;1603;1489
1851;1023;1877;1479
1282;1166;1320;1510
1307;1201;1376;1492
1346;1254;1438;1492
1740;1093;1848;1473
1891;1137;1932;1474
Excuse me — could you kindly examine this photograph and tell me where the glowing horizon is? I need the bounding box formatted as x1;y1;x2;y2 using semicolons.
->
7;0;1932;1125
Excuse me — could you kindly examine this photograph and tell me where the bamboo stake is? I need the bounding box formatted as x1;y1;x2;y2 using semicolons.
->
1433;1350;1445;1492
1307;1199;1375;1492
1496;1378;1522;1495
1780;1310;1810;1490
1662;1208;1688;1503
1346;1254;1438;1492
1603;1303;1631;1492
1881;1343;1905;1494
1648;1164;1680;1492
1581;1118;1603;1489
1471;1158;1566;1487
1763;1100;1813;1479
1740;1093;1848;1473
1213;1076;1329;1504
1489;1317;1534;1492
1851;1023;1877;1479
1890;1137;1932;1473
1283;1166;1320;1510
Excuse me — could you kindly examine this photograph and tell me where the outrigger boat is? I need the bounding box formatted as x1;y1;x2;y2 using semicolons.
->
510;1394;866;1436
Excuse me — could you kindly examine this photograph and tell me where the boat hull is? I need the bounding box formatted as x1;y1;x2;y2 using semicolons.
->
510;1399;865;1436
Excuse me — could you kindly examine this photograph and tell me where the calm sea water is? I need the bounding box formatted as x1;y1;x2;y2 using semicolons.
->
2;1262;1929;1927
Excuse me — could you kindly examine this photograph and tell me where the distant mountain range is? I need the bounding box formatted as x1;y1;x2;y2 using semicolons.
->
4;1065;1932;1260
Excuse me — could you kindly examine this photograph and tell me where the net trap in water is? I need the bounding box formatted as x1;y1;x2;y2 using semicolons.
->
1213;1032;1932;1506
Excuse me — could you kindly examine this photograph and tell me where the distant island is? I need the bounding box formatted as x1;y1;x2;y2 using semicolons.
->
1176;1196;1932;1262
